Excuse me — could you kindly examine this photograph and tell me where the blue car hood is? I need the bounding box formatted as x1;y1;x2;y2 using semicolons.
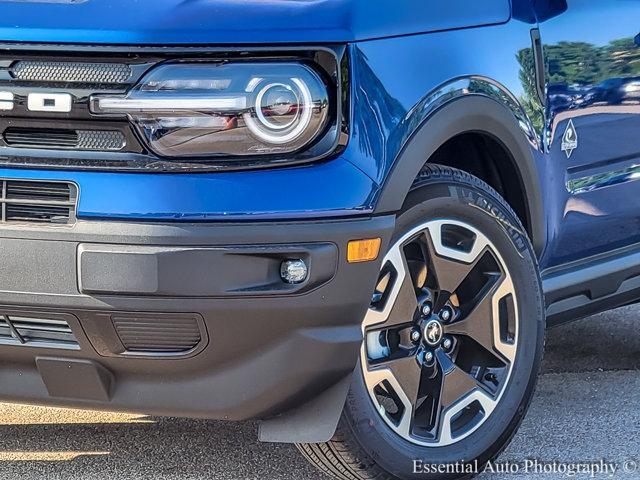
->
0;0;510;46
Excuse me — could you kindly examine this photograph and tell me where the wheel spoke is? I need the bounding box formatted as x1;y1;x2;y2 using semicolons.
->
436;349;481;411
385;257;419;328
443;276;499;356
365;352;423;438
433;350;496;444
363;242;419;330
375;354;423;409
421;228;488;297
444;275;516;363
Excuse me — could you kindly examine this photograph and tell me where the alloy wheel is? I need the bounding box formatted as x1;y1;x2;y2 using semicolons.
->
361;219;518;447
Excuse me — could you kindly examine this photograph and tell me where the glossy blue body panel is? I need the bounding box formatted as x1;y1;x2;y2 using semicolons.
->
0;0;639;273
345;24;539;186
538;0;640;268
0;159;378;220
0;0;510;45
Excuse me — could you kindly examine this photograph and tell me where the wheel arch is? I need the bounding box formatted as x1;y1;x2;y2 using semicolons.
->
374;94;545;256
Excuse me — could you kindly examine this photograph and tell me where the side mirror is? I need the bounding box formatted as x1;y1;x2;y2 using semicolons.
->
535;0;568;22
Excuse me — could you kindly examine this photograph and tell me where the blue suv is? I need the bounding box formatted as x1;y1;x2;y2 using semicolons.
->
0;0;636;478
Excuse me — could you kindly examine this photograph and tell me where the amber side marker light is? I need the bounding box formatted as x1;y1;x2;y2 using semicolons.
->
347;238;381;263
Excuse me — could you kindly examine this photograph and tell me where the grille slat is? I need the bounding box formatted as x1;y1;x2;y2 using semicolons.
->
112;315;202;354
9;186;69;195
11;324;72;334
6;181;70;200
5;130;78;148
3;198;74;206
0;315;79;349
5;203;70;223
0;179;76;224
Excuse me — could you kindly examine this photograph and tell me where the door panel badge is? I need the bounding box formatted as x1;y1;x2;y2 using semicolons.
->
561;119;578;158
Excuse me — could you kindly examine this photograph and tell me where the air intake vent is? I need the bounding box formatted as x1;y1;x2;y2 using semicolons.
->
112;314;203;354
4;127;126;151
0;179;76;224
10;61;132;84
0;314;80;349
5;128;77;148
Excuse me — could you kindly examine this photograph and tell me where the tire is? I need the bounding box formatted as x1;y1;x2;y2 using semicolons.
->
298;164;545;480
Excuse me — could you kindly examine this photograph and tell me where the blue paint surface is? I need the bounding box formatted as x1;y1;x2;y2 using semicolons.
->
0;158;378;220
0;0;509;45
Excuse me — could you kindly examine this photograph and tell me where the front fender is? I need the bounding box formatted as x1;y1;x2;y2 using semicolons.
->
344;20;547;256
375;92;546;255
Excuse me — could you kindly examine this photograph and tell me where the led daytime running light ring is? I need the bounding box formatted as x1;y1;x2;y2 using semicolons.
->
254;82;301;131
244;77;313;145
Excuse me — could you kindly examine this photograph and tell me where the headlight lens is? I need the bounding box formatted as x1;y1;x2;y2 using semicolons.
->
90;62;330;158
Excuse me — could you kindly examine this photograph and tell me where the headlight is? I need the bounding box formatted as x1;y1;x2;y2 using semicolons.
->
90;62;330;158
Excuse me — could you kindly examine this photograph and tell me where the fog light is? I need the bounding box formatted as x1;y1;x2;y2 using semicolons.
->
280;259;308;284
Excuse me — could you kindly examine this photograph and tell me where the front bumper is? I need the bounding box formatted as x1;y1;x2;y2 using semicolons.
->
0;215;394;421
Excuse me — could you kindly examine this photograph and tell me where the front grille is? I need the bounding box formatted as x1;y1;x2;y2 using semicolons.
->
5;179;71;200
0;179;76;224
10;60;132;84
0;314;79;349
0;53;150;163
4;127;126;151
112;314;202;353
5;128;77;148
77;130;126;150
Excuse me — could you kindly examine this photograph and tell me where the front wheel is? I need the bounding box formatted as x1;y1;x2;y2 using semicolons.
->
298;165;545;480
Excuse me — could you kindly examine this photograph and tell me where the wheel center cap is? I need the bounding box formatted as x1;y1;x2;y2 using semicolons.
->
423;319;443;346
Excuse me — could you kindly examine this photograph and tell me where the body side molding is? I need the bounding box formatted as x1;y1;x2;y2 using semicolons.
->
543;244;640;325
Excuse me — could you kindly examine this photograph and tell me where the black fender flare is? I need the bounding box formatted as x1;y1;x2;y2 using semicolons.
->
374;95;545;256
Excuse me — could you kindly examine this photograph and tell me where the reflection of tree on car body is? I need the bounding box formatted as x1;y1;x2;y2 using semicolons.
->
538;38;640;111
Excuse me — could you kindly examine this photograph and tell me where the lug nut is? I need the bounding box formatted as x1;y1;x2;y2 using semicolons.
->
410;329;421;343
424;350;434;364
421;303;432;317
442;337;453;351
440;307;452;322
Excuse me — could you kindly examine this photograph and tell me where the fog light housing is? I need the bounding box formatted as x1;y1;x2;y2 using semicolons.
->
280;259;308;284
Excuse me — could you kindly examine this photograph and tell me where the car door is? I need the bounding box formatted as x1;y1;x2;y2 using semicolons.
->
537;0;640;267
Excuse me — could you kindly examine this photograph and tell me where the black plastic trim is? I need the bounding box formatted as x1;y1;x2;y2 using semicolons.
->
0;215;395;426
259;374;352;443
81;311;208;359
0;177;77;224
0;118;142;153
77;242;338;297
530;28;546;106
543;243;640;325
374;96;545;255
36;357;113;402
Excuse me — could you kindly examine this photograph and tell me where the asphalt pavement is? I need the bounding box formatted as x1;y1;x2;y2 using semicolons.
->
0;305;638;479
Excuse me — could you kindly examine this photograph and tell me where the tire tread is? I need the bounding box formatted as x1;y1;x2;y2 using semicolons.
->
297;418;391;479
